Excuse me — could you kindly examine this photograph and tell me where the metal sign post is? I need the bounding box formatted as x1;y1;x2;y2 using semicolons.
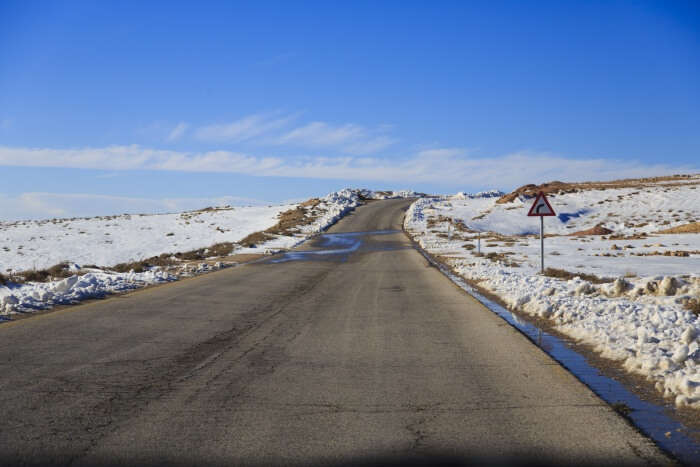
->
540;216;544;272
527;191;556;273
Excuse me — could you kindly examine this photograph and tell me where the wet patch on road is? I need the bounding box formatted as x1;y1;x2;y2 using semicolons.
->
418;248;700;465
266;230;413;263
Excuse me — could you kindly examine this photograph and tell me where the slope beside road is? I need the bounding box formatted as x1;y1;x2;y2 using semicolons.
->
0;199;669;465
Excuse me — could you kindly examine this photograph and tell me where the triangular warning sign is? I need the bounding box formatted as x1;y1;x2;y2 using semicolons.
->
527;191;556;217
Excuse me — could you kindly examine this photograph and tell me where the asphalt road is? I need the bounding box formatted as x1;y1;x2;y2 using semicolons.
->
0;199;669;466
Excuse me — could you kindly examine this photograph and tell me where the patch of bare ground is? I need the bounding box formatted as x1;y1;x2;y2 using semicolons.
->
451;218;474;232
658;222;700;234
17;262;79;283
111;242;239;273
112;254;178;273
238;231;273;248
608;233;649;240
472;251;520;267
685;299;700;315
179;205;233;221
569;225;614;236
426;215;475;234
496;174;700;204
543;267;613;284
426;215;450;229
239;198;322;247
631;250;699;257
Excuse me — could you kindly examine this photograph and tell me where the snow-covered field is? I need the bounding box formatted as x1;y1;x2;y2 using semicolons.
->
1;188;414;318
405;176;700;409
1;204;293;273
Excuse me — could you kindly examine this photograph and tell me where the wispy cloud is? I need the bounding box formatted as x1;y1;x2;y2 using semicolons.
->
194;113;296;143
0;145;696;191
0;192;274;221
138;121;190;143
278;122;364;146
166;122;189;142
0;145;284;174
192;113;397;155
275;121;396;154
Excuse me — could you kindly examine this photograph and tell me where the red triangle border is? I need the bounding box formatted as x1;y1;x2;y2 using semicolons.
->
527;191;556;216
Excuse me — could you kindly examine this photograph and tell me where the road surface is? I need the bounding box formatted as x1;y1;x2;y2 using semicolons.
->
0;199;668;465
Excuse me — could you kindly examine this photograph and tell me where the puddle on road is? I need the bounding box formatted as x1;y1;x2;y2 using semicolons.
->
266;230;412;264
419;250;700;464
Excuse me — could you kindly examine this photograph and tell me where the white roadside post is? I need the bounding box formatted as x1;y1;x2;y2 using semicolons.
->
527;191;556;274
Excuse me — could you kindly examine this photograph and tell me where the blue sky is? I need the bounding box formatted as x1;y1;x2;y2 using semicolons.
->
1;0;698;219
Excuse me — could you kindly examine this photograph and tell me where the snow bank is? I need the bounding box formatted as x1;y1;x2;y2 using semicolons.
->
405;182;700;409
0;188;407;318
0;269;176;315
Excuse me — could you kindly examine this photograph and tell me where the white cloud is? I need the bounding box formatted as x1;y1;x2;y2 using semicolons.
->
166;122;189;142
275;121;396;154
0;145;285;174
192;113;397;155
344;136;397;155
278;122;364;146
195;113;295;143
0;192;273;221
0;145;696;191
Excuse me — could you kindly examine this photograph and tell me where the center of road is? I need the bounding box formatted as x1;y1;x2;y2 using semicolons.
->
0;199;670;466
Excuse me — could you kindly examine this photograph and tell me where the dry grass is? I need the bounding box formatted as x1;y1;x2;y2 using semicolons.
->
237;199;322;248
569;225;613;236
451;218;474;233
113;253;182;273
480;251;520;267
684;299;700;315
496;174;700;204
658;222;700;234
632;250;698;257
426;215;451;229
208;242;235;257
543;267;613;284
111;242;237;273
608;233;648;240
263;199;321;237
20;262;75;282
238;231;273;248
112;261;149;273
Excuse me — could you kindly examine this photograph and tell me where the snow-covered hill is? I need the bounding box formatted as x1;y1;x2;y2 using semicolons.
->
0;204;293;273
405;175;700;409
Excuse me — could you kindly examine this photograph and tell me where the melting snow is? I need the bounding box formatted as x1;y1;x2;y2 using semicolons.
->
405;178;700;409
